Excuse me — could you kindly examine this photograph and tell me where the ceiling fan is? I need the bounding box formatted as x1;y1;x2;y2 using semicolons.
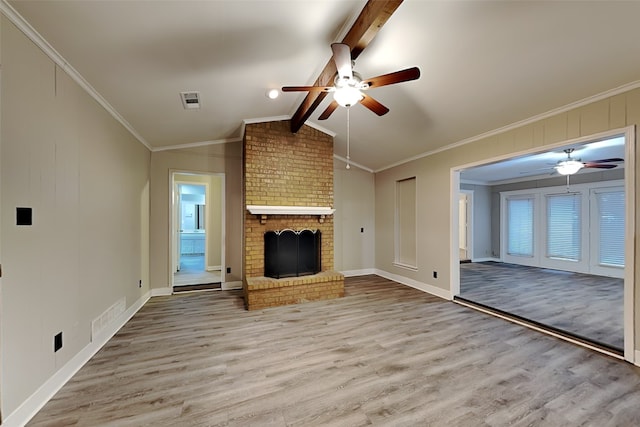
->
554;148;623;175
282;43;420;120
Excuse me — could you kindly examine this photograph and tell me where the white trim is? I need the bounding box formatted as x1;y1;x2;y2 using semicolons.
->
375;81;640;173
221;281;242;290
152;137;242;152
0;1;152;151
450;171;461;296
459;189;474;261
207;265;222;271
341;268;376;277
333;154;374;173
635;350;640;367
623;126;635;363
243;116;337;137
151;287;172;297
242;115;290;125
375;269;453;301
300;120;337;137
3;291;151;427
246;205;335;216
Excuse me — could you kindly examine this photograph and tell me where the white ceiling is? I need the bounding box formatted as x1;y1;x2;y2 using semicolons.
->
6;0;640;173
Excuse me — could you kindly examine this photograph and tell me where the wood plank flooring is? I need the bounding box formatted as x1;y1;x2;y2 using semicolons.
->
28;275;640;426
460;262;623;350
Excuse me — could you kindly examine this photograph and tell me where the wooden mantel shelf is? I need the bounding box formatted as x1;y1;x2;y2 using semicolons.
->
247;205;335;224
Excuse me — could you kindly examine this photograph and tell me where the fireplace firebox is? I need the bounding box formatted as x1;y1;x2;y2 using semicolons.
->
264;229;321;279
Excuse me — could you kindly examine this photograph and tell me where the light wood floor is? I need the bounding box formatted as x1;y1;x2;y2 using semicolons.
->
459;262;623;351
29;275;640;426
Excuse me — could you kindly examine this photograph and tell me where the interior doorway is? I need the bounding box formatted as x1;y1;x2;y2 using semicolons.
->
171;172;225;289
458;191;473;262
451;127;635;362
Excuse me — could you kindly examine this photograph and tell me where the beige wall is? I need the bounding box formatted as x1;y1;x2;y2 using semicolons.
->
333;159;375;272
1;17;151;417
149;144;242;288
375;87;640;349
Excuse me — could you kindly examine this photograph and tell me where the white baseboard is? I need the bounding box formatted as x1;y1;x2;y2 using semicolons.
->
207;265;222;271
222;280;242;290
151;287;172;297
3;290;151;427
375;269;453;301
340;268;376;277
634;350;640;366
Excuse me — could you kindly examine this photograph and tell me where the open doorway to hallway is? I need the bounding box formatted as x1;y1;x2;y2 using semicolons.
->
452;128;635;361
171;172;225;290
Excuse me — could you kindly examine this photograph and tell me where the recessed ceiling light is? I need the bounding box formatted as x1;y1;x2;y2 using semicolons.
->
266;89;279;99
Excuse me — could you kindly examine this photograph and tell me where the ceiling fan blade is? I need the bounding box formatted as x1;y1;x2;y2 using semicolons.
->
587;158;624;163
318;101;339;120
362;67;421;89
290;0;404;133
331;43;353;80
583;163;618;169
282;86;333;92
360;94;389;116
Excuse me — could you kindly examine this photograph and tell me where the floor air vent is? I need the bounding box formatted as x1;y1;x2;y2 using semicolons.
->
91;297;126;341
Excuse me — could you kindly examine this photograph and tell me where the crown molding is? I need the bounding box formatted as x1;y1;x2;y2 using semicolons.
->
0;0;152;151
152;137;243;152
333;154;374;173
375;79;640;173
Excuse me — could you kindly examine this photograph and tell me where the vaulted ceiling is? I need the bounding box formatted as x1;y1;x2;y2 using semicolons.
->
6;0;640;172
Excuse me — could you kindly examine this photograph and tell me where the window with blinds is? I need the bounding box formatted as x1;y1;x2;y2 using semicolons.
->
596;190;625;266
546;193;581;261
507;197;534;257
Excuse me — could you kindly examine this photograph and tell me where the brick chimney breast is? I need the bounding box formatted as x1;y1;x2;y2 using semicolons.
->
242;120;343;309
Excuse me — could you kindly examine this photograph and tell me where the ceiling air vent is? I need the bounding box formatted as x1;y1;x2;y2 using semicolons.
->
180;91;201;109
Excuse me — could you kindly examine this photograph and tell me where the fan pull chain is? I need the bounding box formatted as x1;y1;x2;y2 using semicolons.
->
346;107;351;170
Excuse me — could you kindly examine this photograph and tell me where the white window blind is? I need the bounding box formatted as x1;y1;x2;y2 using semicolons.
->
507;197;534;257
546;193;581;261
597;190;625;266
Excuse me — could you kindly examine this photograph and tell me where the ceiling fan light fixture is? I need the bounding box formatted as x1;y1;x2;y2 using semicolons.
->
333;73;364;107
555;160;583;175
333;86;363;107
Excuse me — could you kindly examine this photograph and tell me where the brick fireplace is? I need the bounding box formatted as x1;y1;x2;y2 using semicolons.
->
242;120;345;310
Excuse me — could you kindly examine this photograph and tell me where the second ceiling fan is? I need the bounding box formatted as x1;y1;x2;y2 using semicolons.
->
282;43;420;120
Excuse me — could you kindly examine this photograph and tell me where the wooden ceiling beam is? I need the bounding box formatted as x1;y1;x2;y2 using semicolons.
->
289;0;403;133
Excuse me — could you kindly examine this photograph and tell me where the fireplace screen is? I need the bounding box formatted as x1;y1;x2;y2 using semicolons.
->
264;229;321;279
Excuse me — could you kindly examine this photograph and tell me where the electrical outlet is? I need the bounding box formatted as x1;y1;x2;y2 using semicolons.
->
360;227;364;233
54;332;63;352
138;279;142;288
433;271;438;279
226;267;231;274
